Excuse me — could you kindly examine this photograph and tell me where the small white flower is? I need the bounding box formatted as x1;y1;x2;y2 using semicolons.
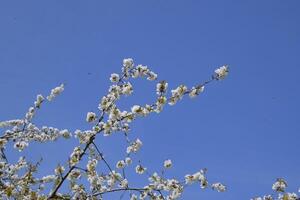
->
87;159;98;173
156;81;168;95
135;165;146;174
272;178;287;192
211;182;226;192
262;195;273;200
131;105;142;114
54;165;65;175
164;159;172;168
125;157;132;165
147;71;158;81
110;73;120;83
189;86;204;98
60;129;71;138
214;65;229;80
34;94;44;108
122;82;133;95
120;179;128;188
86;112;96;123
116;160;126;169
68;169;81;180
14;141;28;152
123;58;134;69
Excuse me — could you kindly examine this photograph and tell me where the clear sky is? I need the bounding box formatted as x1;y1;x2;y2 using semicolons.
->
0;1;300;199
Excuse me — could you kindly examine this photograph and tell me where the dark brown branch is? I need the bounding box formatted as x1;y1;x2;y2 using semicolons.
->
91;187;163;197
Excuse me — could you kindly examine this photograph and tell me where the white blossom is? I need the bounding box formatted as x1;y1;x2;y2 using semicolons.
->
122;82;133;95
0;119;24;128
68;169;81;180
127;138;143;154
34;94;45;108
189;86;204;98
47;83;64;101
156;81;168;95
211;182;226;192
131;105;142;114
86;112;97;123
125;157;132;165
214;65;229;80
123;58;134;69
42;175;56;183
120;179;128;188
69;146;83;166
110;73;120;83
135;165;146;174
169;85;188;105
164;159;172;169
60;129;71;138
13;141;28;152
147;71;158;81
54;165;65;175
130;194;138;200
272;178;287;192
25;106;35;121
116;160;125;169
87;159;98;173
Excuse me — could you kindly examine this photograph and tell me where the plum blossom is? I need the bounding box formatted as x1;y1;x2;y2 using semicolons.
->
0;58;232;200
272;178;287;192
211;182;226;192
110;73;120;83
135;165;146;174
34;94;44;108
86;112;97;123
47;83;64;101
214;65;229;80
164;159;172;169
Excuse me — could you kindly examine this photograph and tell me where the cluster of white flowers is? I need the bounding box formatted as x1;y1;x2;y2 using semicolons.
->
69;146;83;166
47;83;64;101
13;140;28;151
74;129;96;144
127;138;143;154
0;58;232;199
189;85;205;98
169;85;188;105
185;169;208;189
54;165;65;175
252;179;299;200
214;65;229;80
34;94;44;108
212;182;226;192
0;119;24;128
272;178;288;192
87;159;98;174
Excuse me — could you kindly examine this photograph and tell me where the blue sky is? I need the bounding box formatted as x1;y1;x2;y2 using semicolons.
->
0;0;300;199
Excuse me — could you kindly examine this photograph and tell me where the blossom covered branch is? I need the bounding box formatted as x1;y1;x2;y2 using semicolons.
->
0;58;229;200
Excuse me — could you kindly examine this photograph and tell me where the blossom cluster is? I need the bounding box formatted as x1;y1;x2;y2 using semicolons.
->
0;58;229;199
252;179;300;200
